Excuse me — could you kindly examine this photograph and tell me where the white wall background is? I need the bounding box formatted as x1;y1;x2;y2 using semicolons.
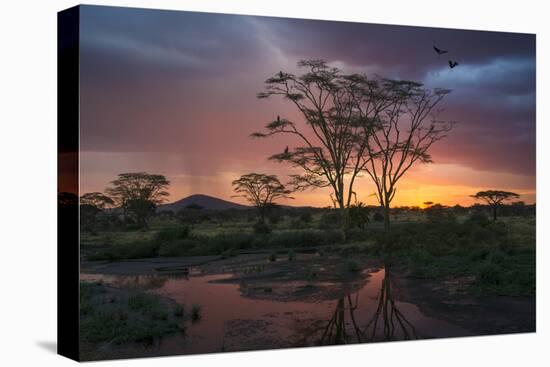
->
0;0;547;365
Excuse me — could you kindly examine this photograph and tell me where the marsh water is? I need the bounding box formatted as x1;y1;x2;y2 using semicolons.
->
81;266;473;357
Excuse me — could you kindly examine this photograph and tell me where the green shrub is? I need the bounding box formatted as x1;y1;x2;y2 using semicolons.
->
158;238;200;257
476;263;502;285
80;282;96;316
373;211;384;222
318;210;341;229
474;226;497;245
80;310;178;344
80;285;180;345
267;212;282;225
221;248;236;259
307;267;318;280
203;233;255;253
288;249;296;261
347;228;370;242
128;293;160;311
88;240;160;261
290;218;307;229
191;304;202;321
267;230;341;248
467;211;490;226
155;226;190;244
300;212;312;224
409;248;432;265
346;261;360;273
469;247;490;261
173;303;185;317
125;223;143;231
253;222;272;234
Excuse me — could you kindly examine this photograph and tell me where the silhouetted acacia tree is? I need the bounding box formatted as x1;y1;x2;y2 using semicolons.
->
80;192;114;233
470;190;520;221
106;172;170;228
363;80;454;230
232;173;292;224
254;60;393;241
80;192;114;209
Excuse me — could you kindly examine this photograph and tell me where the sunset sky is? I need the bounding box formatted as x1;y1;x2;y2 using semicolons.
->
79;5;536;208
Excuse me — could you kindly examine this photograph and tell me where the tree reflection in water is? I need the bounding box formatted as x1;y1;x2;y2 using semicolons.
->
318;267;417;345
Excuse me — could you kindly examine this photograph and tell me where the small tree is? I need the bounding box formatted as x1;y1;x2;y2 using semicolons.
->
106;172;170;228
232;173;293;224
349;202;370;229
80;192;114;233
470;190;520;221
177;205;207;229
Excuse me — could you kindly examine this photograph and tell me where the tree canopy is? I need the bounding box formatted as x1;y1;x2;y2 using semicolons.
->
232;173;292;223
362;79;454;230
253;60;390;239
471;190;520;221
80;192;114;210
106;172;170;228
253;59;454;237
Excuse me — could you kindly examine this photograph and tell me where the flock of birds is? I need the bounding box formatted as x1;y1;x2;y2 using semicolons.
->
433;45;459;69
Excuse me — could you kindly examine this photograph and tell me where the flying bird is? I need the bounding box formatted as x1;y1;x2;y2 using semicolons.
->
433;46;448;55
448;60;459;69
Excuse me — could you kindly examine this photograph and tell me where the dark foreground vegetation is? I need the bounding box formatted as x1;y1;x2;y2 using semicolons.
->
81;204;535;298
79;281;204;359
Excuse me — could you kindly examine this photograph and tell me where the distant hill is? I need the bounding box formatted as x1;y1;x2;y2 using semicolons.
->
157;194;250;212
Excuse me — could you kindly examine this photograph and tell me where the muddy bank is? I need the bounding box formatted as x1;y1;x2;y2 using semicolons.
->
392;273;535;335
81;255;221;275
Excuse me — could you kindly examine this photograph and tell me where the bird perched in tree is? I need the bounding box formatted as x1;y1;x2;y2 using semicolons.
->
448;60;459;69
277;115;280;122
284;146;289;154
433;45;448;55
279;71;284;78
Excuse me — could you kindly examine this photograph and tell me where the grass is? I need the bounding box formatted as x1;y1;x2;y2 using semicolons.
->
173;303;185;317
80;282;182;345
82;212;535;297
376;217;536;296
85;226;343;261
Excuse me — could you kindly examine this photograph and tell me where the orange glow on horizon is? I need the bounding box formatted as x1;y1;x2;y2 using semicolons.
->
79;153;536;209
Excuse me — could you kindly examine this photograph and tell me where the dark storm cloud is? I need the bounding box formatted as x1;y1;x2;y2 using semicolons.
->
256;16;536;176
260;17;535;78
79;5;536;181
80;6;266;76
